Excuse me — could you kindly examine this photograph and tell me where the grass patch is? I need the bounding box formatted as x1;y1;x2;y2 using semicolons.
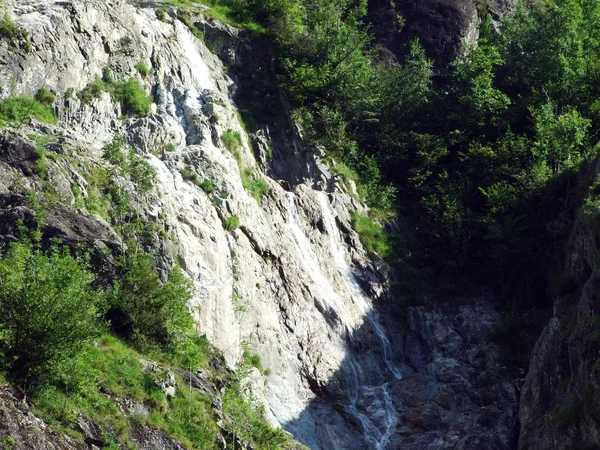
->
156;7;170;22
81;166;112;219
199;178;218;194
351;212;390;258
28;134;58;179
136;61;151;78
165;0;265;35
241;168;269;205
222;216;240;231
0;12;30;52
114;79;152;117
28;332;293;449
180;167;201;185
0;96;56;126
221;130;243;158
78;75;152;118
221;130;269;205
30;333;217;448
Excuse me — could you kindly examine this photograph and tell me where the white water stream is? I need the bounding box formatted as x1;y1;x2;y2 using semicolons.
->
284;192;401;449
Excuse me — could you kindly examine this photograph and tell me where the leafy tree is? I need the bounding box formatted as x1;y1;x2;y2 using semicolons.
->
107;251;194;351
531;102;591;173
0;238;103;381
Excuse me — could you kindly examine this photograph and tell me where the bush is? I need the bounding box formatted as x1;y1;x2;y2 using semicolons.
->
0;96;56;125
34;87;56;105
114;79;152;117
102;134;127;166
222;216;240;231
127;149;156;193
79;78;107;104
102;135;156;194
0;240;103;381
107;252;194;351
136;61;151;78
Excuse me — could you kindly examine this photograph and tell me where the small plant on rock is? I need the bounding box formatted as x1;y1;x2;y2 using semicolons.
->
136;61;151;78
34;87;56;105
222;216;240;231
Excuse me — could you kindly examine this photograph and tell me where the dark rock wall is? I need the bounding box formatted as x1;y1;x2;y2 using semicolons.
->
367;0;514;69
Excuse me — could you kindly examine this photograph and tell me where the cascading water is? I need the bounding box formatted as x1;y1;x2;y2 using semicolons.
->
284;191;401;449
316;193;402;381
316;192;401;450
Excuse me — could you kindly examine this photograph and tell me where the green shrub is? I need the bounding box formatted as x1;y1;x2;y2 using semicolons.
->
156;7;169;22
102;135;156;194
242;350;263;372
221;130;242;157
222;216;240;231
102;67;115;85
115;79;152;117
0;240;103;381
107;252;194;351
199;178;218;194
79;78;106;104
222;387;290;448
0;96;56;125
127;149;156;193
102;134;127;166
136;61;151;78
165;143;176;152
351;212;390;258
34;87;56;105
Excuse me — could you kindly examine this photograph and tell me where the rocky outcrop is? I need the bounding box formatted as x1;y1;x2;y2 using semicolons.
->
0;385;88;450
367;0;515;69
397;300;519;449
518;209;600;449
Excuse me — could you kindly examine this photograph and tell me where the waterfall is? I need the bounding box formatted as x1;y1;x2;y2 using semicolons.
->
316;192;402;381
316;192;400;450
284;191;401;449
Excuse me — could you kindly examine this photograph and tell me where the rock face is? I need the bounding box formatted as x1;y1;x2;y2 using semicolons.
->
0;0;519;448
519;207;600;449
367;0;514;68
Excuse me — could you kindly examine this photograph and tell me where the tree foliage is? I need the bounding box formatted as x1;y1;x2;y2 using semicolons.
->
0;238;102;381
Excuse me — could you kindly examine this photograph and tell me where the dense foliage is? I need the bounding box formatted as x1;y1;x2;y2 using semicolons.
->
0;237;101;381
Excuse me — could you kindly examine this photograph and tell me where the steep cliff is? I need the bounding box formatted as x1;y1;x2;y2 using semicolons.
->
0;1;520;448
519;158;600;450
